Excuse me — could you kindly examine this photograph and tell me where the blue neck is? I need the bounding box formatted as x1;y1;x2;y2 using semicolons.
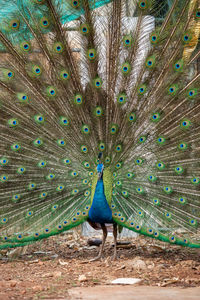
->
89;178;113;224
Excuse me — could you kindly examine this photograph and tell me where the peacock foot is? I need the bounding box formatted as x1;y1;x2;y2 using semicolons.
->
111;253;118;261
89;255;103;262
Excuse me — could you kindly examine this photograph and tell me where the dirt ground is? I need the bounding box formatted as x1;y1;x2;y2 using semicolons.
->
0;230;200;299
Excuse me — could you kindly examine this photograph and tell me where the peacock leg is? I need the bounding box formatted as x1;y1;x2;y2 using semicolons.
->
112;223;118;260
90;223;107;261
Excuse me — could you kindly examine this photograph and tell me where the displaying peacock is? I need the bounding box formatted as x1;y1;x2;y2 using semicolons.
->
0;0;199;260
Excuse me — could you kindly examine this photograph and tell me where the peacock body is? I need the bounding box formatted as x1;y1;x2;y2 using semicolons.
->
0;0;199;252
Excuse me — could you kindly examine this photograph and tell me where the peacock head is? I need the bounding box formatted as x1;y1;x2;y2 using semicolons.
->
97;163;104;180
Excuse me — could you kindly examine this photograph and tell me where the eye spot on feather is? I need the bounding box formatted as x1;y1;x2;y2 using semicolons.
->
110;124;118;135
127;112;136;123
74;94;83;105
135;158;144;165
80;24;89;35
12;194;21;202
87;49;96;60
40;192;48;199
7;71;13;78
138;136;146;143
53;42;64;53
117;93;127;104
104;157;111;165
60;69;70;81
122;191;128;197
17;167;26;175
148;175;157;182
34;115;44;124
81;124;90;135
57;225;63;231
26;211;33;218
174;60;183;72
33;138;43;147
0;158;8;166
174;166;184;175
115;144;122;153
126;172;134;179
138;85;146;95
145;56;155;68
151;112;160;122
189;219;197;226
135;225;141;231
81;145;88;153
17;234;22;240
32;65;42;76
9;19;20;30
147;228;153;235
63;158;71;165
37;160;46;169
84;190;90;196
164;186;173;194
28;182;36;190
94;77;102;88
153;198;160;206
178;142;188;151
2;174;8;182
46;86;56;97
20;41;31;52
191;177;199;185
170;236;176;243
116;180;122;186
115;162;122;169
82;161;90;169
121;62;131;74
57;139;66;147
40;17;50;28
71;171;78;177
138;0;149;9
123;35;133;47
63;220;69;226
71;0;80;7
156;137;166;145
94;106;103;117
56;185;65;192
136;187;144;194
187;88;198;99
1;217;8;224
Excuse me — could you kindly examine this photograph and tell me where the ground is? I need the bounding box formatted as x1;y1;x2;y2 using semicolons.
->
0;230;199;299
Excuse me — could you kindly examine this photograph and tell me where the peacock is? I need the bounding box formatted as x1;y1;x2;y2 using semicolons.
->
0;0;199;260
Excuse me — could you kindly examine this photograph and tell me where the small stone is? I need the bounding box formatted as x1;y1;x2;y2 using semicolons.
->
32;285;44;292
42;273;53;278
10;280;18;287
53;271;62;278
111;278;141;285
59;259;68;266
78;275;87;282
133;259;146;270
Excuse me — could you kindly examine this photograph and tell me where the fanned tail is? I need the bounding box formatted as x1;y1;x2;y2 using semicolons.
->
0;0;199;249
